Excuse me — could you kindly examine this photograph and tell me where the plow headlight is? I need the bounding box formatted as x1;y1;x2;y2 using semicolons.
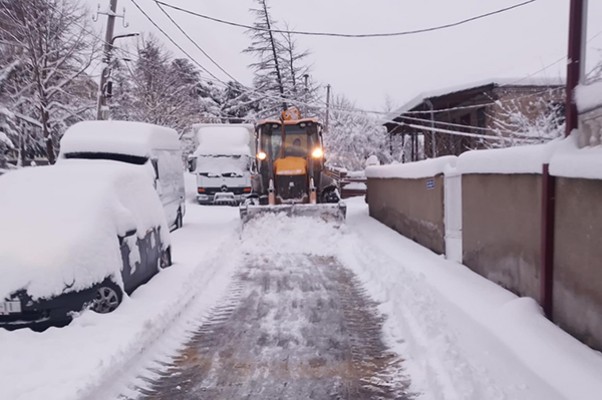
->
257;151;267;160
311;147;324;159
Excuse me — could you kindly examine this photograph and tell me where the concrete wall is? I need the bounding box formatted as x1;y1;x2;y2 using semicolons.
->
367;176;445;254
462;174;542;302
553;177;602;350
366;170;602;351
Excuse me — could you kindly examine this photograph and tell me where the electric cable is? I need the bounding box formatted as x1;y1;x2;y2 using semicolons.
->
154;0;537;39
153;0;241;83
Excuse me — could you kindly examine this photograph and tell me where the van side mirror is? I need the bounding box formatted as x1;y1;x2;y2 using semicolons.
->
187;157;196;173
151;159;159;179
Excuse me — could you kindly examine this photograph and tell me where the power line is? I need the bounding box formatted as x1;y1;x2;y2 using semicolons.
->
153;0;241;83
129;0;230;86
154;0;537;38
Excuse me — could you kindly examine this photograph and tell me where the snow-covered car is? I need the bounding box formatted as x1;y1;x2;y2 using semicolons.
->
0;161;172;331
59;120;186;231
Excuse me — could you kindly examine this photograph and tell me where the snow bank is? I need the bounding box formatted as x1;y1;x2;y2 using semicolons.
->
340;198;602;400
60;120;180;159
366;156;456;179
193;124;253;156
239;213;344;256
576;80;602;113
0;161;167;300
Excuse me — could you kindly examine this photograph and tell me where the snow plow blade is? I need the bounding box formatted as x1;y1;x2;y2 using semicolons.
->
240;202;346;224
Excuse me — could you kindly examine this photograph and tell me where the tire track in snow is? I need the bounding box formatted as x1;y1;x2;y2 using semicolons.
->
134;252;413;399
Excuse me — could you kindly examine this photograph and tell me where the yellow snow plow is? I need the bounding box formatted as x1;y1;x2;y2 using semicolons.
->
240;108;346;223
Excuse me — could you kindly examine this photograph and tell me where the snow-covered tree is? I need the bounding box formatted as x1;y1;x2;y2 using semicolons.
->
119;39;203;135
198;80;258;124
486;89;565;148
0;0;98;164
323;94;391;171
244;0;319;118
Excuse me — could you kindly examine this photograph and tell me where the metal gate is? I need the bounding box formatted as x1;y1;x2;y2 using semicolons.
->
444;173;462;263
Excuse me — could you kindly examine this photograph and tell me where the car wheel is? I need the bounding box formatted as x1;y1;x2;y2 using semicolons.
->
91;280;123;314
159;246;172;269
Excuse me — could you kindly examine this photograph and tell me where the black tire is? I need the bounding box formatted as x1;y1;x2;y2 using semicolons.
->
91;279;123;314
159;246;172;269
321;187;341;203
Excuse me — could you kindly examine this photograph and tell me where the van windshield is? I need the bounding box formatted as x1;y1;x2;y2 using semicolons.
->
63;152;148;165
197;155;249;177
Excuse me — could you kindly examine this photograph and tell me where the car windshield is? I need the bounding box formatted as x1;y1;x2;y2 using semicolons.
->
196;155;249;177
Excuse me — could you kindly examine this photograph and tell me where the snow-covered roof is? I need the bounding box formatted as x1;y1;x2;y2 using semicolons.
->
193;124;253;156
0;161;168;300
385;77;565;122
59;120;181;159
575;80;602;113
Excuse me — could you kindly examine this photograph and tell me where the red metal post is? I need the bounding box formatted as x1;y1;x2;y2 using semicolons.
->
540;164;556;318
565;0;586;137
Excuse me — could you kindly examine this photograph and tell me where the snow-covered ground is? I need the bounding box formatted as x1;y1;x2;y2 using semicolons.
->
1;176;601;400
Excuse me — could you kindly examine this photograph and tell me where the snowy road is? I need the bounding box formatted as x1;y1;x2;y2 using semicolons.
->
2;176;602;400
136;253;410;399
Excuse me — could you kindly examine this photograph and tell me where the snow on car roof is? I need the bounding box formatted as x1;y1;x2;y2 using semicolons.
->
0;161;169;300
59;120;181;159
193;125;252;156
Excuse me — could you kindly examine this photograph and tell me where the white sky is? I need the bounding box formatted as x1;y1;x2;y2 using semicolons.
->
105;0;602;111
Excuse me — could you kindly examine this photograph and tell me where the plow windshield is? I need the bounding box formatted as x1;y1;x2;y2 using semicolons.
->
259;122;320;159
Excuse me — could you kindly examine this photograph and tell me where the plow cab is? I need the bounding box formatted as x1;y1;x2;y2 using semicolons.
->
240;108;346;223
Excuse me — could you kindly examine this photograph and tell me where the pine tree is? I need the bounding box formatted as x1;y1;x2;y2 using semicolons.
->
244;0;318;118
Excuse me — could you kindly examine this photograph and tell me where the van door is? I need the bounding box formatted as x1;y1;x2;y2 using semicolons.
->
153;150;185;227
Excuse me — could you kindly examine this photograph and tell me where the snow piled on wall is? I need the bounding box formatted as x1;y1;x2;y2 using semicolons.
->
576;81;602;113
457;140;563;175
367;134;602;180
366;156;457;179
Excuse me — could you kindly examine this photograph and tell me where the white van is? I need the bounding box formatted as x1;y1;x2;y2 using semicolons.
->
189;124;254;205
59;120;186;230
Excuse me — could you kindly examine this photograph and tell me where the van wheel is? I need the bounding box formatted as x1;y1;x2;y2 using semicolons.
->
91;280;122;314
159;246;172;269
175;209;183;230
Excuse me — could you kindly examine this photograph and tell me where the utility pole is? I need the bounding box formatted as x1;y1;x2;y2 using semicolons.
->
95;0;134;120
565;0;588;137
325;84;331;134
97;0;118;120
